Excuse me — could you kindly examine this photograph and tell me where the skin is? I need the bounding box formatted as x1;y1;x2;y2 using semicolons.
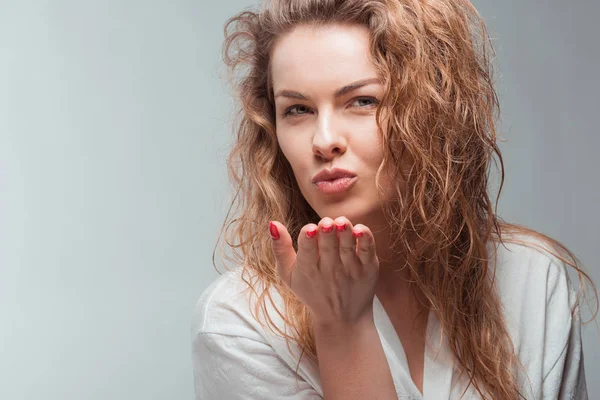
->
270;22;424;305
268;23;428;394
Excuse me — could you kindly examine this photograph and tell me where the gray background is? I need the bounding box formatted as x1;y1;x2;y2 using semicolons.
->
0;0;597;398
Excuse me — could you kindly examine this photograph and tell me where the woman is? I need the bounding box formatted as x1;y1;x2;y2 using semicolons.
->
191;0;597;399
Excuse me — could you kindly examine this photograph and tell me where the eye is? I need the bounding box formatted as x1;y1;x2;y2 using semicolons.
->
351;97;379;108
280;96;380;118
281;104;312;118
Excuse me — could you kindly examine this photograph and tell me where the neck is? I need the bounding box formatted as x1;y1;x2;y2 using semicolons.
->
366;219;428;311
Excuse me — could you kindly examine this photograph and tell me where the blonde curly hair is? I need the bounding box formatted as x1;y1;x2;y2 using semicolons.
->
213;1;598;398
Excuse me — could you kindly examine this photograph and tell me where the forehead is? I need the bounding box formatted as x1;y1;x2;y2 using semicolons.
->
270;24;379;93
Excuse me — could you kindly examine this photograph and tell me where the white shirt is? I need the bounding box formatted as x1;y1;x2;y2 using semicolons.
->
190;238;587;399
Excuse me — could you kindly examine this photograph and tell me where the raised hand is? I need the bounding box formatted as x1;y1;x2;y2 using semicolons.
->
269;216;380;329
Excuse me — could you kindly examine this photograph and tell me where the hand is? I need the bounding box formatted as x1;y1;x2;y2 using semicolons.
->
269;217;380;329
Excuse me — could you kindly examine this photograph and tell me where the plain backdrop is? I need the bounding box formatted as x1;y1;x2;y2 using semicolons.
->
0;1;598;399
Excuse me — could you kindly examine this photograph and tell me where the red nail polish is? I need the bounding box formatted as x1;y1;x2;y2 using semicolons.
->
269;221;280;240
335;223;347;232
321;224;333;233
352;229;363;237
306;229;317;239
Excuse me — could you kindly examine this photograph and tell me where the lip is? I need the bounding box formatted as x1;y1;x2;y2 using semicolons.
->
314;176;358;194
312;168;358;195
312;167;357;183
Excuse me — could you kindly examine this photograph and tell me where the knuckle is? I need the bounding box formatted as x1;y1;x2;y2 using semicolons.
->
359;245;373;255
339;245;355;254
319;245;338;254
272;245;286;257
301;245;319;256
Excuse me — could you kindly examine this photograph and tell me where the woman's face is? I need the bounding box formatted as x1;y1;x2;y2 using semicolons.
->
271;23;398;224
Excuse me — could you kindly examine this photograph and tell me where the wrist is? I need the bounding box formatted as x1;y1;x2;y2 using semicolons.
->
312;309;376;338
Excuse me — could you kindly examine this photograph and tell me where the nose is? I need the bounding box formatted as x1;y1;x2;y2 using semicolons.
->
312;110;347;161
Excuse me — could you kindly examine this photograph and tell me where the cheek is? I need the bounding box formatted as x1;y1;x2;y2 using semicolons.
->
353;122;402;193
354;129;385;168
279;137;301;163
277;135;310;180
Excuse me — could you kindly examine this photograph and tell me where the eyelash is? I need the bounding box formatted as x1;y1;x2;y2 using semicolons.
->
280;97;380;118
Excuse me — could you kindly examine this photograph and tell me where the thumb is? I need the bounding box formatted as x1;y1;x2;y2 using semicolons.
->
269;221;297;289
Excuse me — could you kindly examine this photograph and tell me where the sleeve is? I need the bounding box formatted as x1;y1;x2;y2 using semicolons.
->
192;332;323;400
541;262;588;400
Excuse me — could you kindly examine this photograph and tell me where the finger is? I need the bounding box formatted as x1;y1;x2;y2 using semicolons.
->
317;217;340;275
353;224;378;267
269;221;297;288
296;223;319;273
334;217;356;268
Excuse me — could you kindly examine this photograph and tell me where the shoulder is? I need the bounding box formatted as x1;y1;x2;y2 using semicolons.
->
490;233;577;307
489;233;579;345
489;234;588;397
190;267;323;390
190;268;325;398
190;266;304;355
191;267;270;343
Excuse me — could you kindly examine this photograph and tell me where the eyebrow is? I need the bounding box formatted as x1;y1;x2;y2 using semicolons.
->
274;77;381;101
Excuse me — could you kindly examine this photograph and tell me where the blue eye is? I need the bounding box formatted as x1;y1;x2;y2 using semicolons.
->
354;97;378;107
282;104;311;117
281;97;379;118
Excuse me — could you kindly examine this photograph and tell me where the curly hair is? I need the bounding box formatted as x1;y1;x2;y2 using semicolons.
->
212;0;598;398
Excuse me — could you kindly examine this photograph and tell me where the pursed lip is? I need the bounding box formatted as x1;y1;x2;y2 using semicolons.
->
312;167;357;183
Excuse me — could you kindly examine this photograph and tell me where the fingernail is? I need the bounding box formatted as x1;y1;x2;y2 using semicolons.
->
335;223;347;232
306;228;317;239
352;229;363;237
269;221;280;240
321;223;333;233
